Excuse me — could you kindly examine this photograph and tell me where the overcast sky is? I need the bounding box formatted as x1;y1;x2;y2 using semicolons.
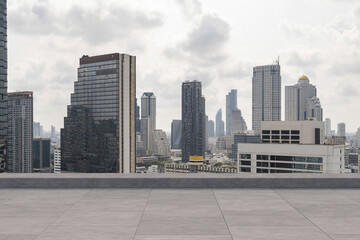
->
7;0;360;134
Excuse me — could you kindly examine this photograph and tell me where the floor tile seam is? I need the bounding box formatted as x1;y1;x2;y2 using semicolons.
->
211;188;234;240
33;189;91;240
132;188;153;240
273;189;334;240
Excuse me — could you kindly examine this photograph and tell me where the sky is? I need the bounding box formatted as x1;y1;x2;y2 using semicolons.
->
7;0;360;134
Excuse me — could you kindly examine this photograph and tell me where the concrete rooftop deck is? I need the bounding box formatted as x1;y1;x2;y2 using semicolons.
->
1;188;360;239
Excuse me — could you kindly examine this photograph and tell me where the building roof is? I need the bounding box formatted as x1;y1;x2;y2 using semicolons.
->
299;74;309;80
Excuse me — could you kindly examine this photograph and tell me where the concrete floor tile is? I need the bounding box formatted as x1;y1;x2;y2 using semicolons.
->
276;189;359;205
70;198;147;212
223;209;311;226
217;197;294;211
0;217;56;234
35;225;135;240
54;210;142;226
136;216;230;235
229;226;331;240
83;189;151;199
308;217;360;235
0;235;37;240
329;235;360;240
293;203;360;218
134;235;232;240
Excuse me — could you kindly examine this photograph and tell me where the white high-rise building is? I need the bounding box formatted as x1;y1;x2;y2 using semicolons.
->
337;123;346;138
252;61;281;132
54;148;61;174
325;118;331;138
226;90;237;136
7;92;33;173
152;129;170;158
356;128;360;148
285;75;323;121
141;92;156;155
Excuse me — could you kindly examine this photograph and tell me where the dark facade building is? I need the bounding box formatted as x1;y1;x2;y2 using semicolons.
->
181;81;206;162
135;98;140;133
7;92;33;173
61;53;136;173
171;120;181;149
33;138;51;172
0;0;7;172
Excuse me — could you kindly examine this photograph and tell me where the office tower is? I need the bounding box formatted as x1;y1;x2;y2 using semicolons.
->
61;53;136;173
285;75;323;121
182;81;206;162
32;138;50;172
229;109;247;135
51;125;56;139
216;109;225;137
252;61;281;132
135;98;140;133
337;123;346;138
205;115;208;150
325;118;331;138
226;90;237;135
135;132;145;157
0;0;7;172
208;120;215;138
171;120;182;149
33;122;40;137
152;129;170;158
54;147;61;173
356;127;360;148
140;92;156;155
7;92;33;173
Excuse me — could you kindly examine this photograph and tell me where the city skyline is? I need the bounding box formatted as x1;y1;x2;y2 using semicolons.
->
6;0;360;133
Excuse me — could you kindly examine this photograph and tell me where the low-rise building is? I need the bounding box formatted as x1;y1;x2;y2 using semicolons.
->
237;143;344;174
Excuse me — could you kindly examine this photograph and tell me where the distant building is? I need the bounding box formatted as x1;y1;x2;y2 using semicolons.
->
208;120;215;138
0;0;7;173
237;143;344;174
230;133;261;159
136;132;146;158
54;148;61;173
141;92;156;155
226;90;237;136
181;81;206;162
216;109;225;137
229;108;247;135
135;98;140;133
337;123;346;138
285;75;323;121
356;128;360;148
326;136;346;145
171;120;182;149
33;138;51;172
325;118;331;138
261;120;324;145
252;61;281;132
216;136;233;151
33;122;41;137
61;53;136;173
7;92;33;173
152;129;170;158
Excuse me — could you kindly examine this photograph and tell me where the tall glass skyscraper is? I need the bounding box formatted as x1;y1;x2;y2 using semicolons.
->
61;53;136;173
252;61;281;132
140;92;156;155
0;0;7;172
226;90;237;136
181;81;205;162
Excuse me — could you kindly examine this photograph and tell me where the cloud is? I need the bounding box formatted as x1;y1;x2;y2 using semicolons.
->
9;0;163;45
176;0;202;19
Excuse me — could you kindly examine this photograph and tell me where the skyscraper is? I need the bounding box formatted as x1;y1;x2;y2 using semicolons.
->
171;120;182;149
0;0;7;172
337;123;346;138
216;109;225;137
229;108;247;135
252;61;281;132
182;81;206;162
140;92;156;155
7;92;33;173
32;138;51;172
152;129;170;158
135;98;140;133
61;53;136;173
356;127;360;148
285;75;323;121
208;120;215;138
226;90;237;136
325;118;331;138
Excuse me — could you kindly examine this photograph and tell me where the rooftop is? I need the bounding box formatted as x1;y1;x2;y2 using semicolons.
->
1;187;360;239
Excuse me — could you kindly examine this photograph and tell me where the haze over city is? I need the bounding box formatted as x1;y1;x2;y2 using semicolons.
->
7;0;360;133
